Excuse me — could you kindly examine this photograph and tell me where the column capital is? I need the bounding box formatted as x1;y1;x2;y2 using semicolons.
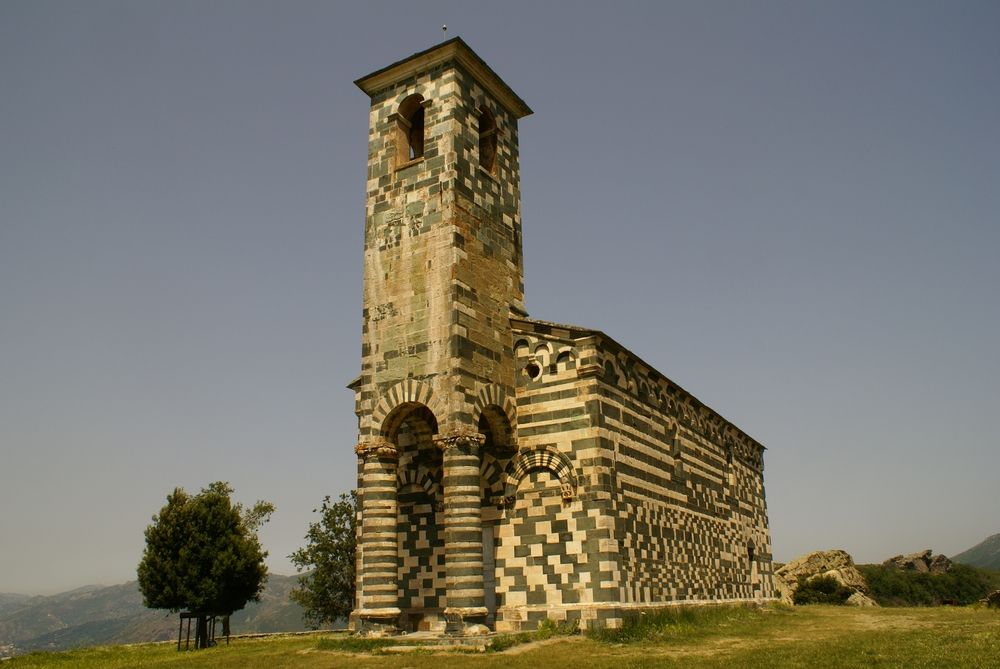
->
433;431;486;452
354;437;399;460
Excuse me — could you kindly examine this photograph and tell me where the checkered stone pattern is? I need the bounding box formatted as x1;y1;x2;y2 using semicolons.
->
396;446;446;613
496;472;591;606
618;502;736;602
397;489;447;610
480;451;508;504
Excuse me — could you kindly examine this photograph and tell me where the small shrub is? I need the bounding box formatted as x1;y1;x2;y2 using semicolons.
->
488;632;533;652
792;575;853;605
535;617;579;639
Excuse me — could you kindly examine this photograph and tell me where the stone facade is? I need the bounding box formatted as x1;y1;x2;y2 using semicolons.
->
349;38;775;634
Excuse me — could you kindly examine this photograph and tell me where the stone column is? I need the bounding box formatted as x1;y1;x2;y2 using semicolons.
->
435;431;487;633
354;438;401;631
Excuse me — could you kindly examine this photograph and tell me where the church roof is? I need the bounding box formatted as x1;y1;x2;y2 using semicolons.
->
354;37;533;119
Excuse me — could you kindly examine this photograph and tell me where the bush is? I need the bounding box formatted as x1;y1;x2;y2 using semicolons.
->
535;617;579;639
857;564;1000;607
792;575;853;605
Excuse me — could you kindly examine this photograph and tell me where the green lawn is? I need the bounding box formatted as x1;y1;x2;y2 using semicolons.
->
6;605;1000;669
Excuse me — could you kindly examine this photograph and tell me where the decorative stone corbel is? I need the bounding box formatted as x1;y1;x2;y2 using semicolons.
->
432;431;486;452
354;437;399;460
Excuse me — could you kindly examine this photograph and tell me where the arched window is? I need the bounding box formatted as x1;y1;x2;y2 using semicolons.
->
394;94;425;166
477;106;497;174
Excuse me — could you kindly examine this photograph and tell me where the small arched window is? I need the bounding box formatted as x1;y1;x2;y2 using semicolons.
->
395;94;425;166
477;106;497;174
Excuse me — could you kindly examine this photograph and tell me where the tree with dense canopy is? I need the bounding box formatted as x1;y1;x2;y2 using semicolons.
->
289;491;357;628
137;482;274;648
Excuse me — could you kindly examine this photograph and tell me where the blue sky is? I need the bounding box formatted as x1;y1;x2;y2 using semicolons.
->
1;1;998;595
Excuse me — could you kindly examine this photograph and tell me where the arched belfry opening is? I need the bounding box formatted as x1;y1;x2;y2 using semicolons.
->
477;106;498;174
394;94;426;165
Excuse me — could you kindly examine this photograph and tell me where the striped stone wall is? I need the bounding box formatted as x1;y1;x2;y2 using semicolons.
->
501;318;775;630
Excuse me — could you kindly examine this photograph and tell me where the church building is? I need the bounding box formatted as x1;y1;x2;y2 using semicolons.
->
349;38;775;634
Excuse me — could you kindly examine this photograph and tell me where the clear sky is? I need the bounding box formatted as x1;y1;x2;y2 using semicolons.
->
2;1;998;596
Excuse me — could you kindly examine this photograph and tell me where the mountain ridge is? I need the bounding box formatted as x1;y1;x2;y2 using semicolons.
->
0;573;327;657
952;533;1000;571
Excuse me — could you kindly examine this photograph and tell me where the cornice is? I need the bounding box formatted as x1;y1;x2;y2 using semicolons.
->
354;37;532;119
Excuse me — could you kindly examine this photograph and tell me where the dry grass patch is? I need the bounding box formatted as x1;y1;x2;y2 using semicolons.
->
5;606;999;669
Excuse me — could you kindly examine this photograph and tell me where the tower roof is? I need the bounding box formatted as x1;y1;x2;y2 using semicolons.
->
354;37;532;119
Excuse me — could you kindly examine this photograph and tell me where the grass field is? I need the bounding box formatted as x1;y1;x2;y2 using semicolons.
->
5;605;999;669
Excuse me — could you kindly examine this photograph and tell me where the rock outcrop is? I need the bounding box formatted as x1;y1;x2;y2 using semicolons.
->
774;549;877;607
882;550;952;574
846;591;879;607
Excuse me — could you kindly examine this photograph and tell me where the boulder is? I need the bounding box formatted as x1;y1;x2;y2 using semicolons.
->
465;624;491;636
774;549;874;606
929;553;953;574
882;549;952;574
846;591;879;607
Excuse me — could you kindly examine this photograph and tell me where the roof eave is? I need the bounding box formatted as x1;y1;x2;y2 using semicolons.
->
354;37;532;119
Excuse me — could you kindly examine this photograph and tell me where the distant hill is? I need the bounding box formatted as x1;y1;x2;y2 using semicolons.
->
0;574;328;657
0;594;31;617
952;533;1000;571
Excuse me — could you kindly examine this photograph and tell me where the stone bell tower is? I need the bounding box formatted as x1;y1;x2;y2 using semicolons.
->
351;39;531;632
